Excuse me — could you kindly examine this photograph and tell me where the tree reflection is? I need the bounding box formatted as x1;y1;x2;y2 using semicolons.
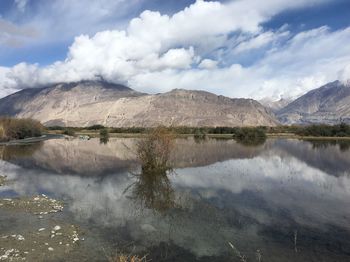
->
100;128;110;144
0;143;43;161
234;127;267;147
235;136;266;147
307;140;350;152
125;127;176;213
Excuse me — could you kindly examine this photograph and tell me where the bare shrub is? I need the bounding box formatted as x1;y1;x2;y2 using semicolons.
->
0;117;44;141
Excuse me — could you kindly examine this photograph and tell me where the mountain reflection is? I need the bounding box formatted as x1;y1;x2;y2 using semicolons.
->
2;138;350;260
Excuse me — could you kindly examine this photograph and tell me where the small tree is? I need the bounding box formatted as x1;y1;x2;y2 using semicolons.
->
99;128;110;144
63;128;75;136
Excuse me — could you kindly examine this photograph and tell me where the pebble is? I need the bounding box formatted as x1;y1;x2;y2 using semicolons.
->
48;247;54;251
53;225;61;231
38;228;45;232
16;235;25;241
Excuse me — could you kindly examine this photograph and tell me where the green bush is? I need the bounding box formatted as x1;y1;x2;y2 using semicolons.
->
233;127;267;146
87;125;105;130
295;123;350;137
110;127;146;133
99;128;110;144
47;126;65;131
63;128;75;136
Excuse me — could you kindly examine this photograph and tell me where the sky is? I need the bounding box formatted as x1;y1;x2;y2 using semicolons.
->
0;0;350;100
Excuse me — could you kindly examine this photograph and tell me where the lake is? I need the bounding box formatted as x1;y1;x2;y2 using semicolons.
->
1;137;350;261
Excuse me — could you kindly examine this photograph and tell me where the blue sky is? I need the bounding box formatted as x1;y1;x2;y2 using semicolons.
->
0;0;350;99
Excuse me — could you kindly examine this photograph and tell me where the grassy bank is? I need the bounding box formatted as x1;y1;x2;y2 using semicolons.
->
47;123;350;140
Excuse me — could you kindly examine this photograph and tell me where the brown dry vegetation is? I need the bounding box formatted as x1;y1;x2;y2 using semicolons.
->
107;254;148;262
129;127;176;213
0;117;44;141
136;127;175;174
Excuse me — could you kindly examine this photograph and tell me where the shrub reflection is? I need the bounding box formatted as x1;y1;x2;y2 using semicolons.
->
126;127;176;213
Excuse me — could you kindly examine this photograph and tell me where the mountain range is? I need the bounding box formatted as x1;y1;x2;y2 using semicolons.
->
276;81;350;124
0;80;278;127
0;79;349;127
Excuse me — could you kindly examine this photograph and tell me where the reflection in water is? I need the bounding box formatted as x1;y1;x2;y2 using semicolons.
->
127;128;176;213
275;139;350;176
128;169;175;213
1;138;350;261
99;136;109;144
235;136;266;146
99;128;110;144
234;127;267;147
307;139;350;152
0;143;42;161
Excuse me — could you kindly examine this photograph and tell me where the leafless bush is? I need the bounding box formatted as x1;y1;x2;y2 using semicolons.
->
0;117;44;141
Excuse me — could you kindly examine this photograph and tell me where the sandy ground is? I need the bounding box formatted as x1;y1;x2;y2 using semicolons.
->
0;180;84;261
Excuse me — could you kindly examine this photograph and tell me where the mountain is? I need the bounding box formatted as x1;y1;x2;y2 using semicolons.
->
277;81;350;124
0;80;279;127
259;97;292;113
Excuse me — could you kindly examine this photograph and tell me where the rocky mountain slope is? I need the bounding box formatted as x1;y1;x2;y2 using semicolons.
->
0;80;279;127
277;81;350;124
259;98;292;113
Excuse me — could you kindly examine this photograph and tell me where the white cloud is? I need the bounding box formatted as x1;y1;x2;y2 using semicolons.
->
338;64;350;86
198;59;218;69
0;0;346;101
127;26;350;99
233;30;289;54
136;47;196;70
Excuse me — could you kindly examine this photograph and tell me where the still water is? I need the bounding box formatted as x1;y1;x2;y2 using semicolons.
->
1;137;350;261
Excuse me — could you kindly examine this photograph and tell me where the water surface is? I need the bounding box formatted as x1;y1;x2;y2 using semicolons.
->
1;137;350;261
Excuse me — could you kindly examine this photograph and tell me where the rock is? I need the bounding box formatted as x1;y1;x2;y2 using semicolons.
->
0;195;64;215
141;224;157;232
15;235;25;241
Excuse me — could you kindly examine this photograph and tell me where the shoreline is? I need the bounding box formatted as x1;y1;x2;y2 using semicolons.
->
56;131;350;141
0;134;65;146
1;132;350;145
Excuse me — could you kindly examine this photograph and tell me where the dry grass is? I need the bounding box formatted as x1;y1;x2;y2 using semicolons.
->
107;253;148;262
0;117;44;141
136;126;175;173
